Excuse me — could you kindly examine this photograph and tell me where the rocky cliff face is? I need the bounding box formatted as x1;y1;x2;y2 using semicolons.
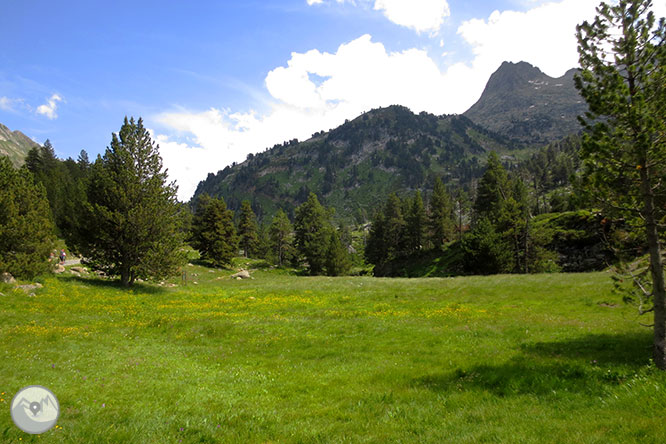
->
464;61;587;146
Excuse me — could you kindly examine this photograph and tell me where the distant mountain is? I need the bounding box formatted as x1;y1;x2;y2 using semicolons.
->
464;61;586;145
192;105;519;223
0;123;39;167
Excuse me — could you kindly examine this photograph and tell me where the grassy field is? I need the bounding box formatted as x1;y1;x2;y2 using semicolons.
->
1;261;664;443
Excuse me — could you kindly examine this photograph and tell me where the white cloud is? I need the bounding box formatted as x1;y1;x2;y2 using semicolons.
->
307;0;450;33
456;0;598;79
36;94;63;119
157;0;609;201
0;96;15;111
374;0;450;33
0;96;29;113
157;35;460;200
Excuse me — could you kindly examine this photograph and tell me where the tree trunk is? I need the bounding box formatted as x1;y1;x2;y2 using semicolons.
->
120;264;131;287
641;169;666;369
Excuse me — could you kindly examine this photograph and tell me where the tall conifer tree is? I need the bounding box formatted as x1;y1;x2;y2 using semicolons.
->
473;152;511;225
294;193;331;274
575;0;666;367
0;158;56;278
406;191;427;254
191;194;238;267
428;177;454;249
269;209;294;267
77;117;186;286
237;200;259;258
325;230;351;276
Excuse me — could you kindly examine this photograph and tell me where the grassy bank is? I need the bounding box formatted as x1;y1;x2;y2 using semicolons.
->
1;265;663;443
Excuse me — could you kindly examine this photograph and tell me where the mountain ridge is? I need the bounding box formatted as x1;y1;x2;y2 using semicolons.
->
192;105;520;222
463;61;585;145
0;123;40;167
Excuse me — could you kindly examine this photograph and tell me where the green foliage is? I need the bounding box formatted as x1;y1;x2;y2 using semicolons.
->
325;230;351;276
268;209;295;267
473;152;511;224
0;157;56;278
383;193;406;259
364;209;387;272
76;117;186;286
462;218;513;274
405;191;427;254
520;135;581;214
575;0;665;222
237;200;259;257
428;177;455;249
294;193;331;274
255;223;271;261
191;106;516;223
191;194;238;268
24;142;91;253
364;193;409;275
575;0;666;367
465;153;526;273
531;210;618;272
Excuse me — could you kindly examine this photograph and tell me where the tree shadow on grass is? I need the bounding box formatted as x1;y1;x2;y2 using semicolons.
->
413;331;653;397
58;274;167;295
521;331;652;366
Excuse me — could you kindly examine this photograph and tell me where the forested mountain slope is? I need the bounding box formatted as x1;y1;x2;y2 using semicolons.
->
192;105;518;222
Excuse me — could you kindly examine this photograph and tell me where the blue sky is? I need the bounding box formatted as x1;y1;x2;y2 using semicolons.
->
3;0;660;200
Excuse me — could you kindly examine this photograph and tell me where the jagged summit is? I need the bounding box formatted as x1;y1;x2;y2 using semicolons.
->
483;61;545;92
463;61;586;145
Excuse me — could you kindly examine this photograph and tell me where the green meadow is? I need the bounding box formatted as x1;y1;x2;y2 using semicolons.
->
1;263;664;443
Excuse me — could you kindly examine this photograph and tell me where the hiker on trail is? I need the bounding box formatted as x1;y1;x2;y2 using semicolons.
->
59;249;66;265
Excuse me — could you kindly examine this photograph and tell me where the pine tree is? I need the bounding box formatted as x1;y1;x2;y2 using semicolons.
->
406;191;426;254
269;209;294;267
255;223;271;260
294;193;331;274
24;140;87;245
473;152;511;224
325;230;351;276
191;194;238;267
465;153;527;274
364;209;387;270
428;177;455;249
77;150;90;170
503;178;530;273
575;0;666;367
384;193;406;260
462;218;513;275
0;158;56;279
237;200;259;257
453;188;470;241
76;117;186;286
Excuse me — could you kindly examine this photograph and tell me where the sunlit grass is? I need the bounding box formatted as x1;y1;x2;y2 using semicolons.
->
1;265;664;443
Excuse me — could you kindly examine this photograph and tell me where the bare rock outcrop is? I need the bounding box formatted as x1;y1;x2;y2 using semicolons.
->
1;272;16;284
231;270;251;279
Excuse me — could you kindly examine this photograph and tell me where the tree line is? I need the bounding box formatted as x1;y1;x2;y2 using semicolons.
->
363;152;563;277
1;118;352;283
191;191;351;276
